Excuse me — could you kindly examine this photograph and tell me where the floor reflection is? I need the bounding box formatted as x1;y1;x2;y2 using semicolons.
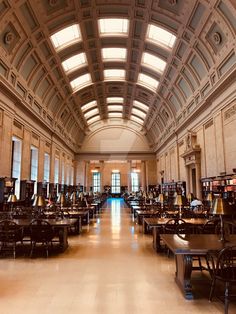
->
110;198;121;236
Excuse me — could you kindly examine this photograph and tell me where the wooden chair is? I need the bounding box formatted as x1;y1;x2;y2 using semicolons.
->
0;220;24;258
29;219;55;258
208;246;236;314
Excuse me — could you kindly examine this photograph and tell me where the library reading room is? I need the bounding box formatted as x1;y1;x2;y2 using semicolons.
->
0;0;236;313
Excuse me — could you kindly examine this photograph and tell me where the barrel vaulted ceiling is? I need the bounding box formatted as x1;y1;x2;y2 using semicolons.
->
0;0;236;153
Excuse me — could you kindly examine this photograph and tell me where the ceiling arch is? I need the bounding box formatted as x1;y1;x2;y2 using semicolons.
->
0;0;235;153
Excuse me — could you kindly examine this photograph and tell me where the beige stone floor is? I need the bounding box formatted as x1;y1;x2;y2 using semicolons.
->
0;198;235;314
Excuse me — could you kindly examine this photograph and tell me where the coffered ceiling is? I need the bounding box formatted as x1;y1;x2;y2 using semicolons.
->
0;0;236;153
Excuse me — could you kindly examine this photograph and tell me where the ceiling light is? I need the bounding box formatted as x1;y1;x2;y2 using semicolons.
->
133;100;149;112
142;52;166;74
137;73;159;92
104;69;126;80
108;112;123;117
132;108;146;119
70;73;92;92
50;24;81;51
81;100;97;112
130;115;144;125
98;18;129;37
102;48;127;61
107;97;124;104
87;115;100;125
107;105;123;111
146;24;177;49
62;53;87;73
84;108;99;119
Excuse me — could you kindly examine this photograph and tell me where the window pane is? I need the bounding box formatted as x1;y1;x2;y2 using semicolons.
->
93;172;101;192
44;153;50;182
111;172;121;193
131;172;139;192
11;137;22;199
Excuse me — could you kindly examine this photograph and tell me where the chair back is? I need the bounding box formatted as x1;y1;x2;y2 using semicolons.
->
29;219;54;242
215;246;236;281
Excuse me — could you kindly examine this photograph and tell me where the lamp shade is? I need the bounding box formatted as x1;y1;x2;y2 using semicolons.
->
174;195;183;206
157;193;164;204
33;195;46;207
210;198;233;215
187;193;194;202
70;192;77;204
7;194;18;203
57;193;66;206
207;193;213;202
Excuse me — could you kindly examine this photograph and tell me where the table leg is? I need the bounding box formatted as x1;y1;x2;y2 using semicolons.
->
175;254;193;300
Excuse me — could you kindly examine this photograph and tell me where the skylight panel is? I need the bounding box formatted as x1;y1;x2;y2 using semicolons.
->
87;115;100;125
102;48;127;61
133;100;149;112
50;24;81;51
137;73;159;92
132;108;146;119
98;18;129;37
70;73;92;92
142;52;166;74
108;105;123;111
130;115;144;125
62;53;87;73
81;100;97;112
146;24;177;49
107;97;123;104
84;108;99;119
104;69;125;80
108;113;123;118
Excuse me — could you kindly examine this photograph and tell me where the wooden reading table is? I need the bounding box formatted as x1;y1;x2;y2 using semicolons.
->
160;234;236;300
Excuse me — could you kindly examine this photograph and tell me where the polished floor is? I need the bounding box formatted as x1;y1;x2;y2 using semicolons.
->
0;198;234;314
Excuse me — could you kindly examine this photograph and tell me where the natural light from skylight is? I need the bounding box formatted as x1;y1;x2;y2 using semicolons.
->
130;115;144;125
107;97;123;103
81;100;97;112
98;18;129;36
108;113;123;118
142;52;166;74
137;73;159;92
62;53;87;73
108;105;123;111
102;48;127;61
70;73;92;92
87;115;100;125
133;100;149;112
146;24;177;49
104;69;126;80
84;108;99;119
132;108;146;119
50;24;81;51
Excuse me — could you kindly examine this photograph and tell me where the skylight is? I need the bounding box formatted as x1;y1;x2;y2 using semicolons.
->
142;52;166;74
84;108;99;119
81;100;97;112
87;115;100;125
102;48;127;61
146;24;177;49
130;115;144;125
98;18;129;37
50;24;82;51
62;53;87;73
137;73;159;92
107;97;123;104
108;113;123;118
133;100;149;112
108;105;123;111
104;69;126;81
70;73;92;92
132;108;146;119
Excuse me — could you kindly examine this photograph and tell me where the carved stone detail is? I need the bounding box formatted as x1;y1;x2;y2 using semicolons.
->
213;32;222;45
4;32;14;45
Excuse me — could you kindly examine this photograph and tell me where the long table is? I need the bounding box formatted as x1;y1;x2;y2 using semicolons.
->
160;234;236;300
13;218;77;252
